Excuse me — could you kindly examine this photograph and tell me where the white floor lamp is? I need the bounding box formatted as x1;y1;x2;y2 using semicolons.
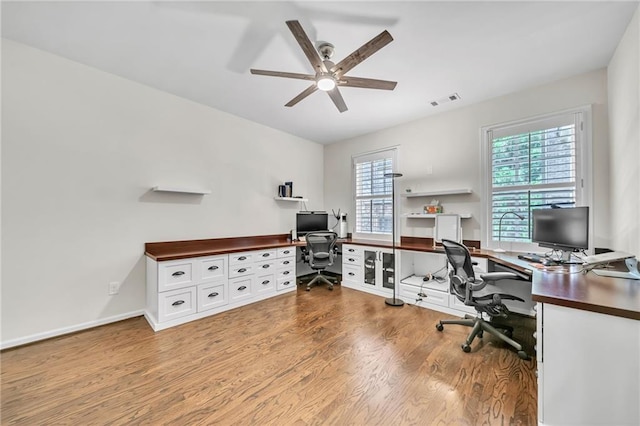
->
384;172;404;307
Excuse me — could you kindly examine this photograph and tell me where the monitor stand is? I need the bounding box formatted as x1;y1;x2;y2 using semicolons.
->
593;257;640;280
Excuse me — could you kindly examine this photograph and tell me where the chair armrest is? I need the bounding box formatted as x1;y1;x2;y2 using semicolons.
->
479;271;519;282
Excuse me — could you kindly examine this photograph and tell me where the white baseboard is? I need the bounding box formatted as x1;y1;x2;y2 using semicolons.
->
0;310;144;350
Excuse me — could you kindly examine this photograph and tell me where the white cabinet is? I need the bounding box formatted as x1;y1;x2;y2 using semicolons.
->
145;246;296;331
537;303;640;425
341;244;395;298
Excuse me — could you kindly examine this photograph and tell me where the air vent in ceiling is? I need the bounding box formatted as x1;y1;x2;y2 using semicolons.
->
429;93;461;107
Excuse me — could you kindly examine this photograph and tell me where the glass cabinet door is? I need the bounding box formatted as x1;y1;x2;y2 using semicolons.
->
363;250;377;286
382;252;395;290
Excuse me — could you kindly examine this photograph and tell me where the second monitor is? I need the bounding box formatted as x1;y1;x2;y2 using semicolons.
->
296;211;329;237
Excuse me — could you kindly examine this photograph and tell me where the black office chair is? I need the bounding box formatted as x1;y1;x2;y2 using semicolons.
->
303;231;338;291
436;239;530;360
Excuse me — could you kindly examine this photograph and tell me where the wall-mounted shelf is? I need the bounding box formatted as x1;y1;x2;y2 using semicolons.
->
274;197;308;202
404;213;472;219
402;188;471;198
402;188;472;198
152;186;211;195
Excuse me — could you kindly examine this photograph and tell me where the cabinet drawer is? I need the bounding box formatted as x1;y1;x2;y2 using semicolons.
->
343;254;361;266
200;255;227;281
277;257;295;268
229;264;254;278
254;249;277;261
277;268;295;280
197;281;227;312
400;284;449;307
229;252;254;266
277;276;295;291
159;287;196;322
255;260;276;274
229;276;254;302
343;245;361;257
342;265;361;284
449;294;478;315
277;247;295;258
256;273;276;295
158;260;195;292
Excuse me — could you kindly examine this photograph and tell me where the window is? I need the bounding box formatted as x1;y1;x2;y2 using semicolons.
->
482;108;591;251
353;148;397;240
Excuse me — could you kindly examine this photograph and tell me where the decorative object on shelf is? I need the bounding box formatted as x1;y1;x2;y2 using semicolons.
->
383;172;404;307
424;199;443;214
284;181;293;197
494;211;525;253
151;186;211;195
278;185;287;197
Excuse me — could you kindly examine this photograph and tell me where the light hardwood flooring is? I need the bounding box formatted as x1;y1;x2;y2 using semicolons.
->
1;284;537;425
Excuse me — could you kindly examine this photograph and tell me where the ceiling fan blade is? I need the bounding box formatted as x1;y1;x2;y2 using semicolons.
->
338;76;397;90
250;69;316;81
286;20;328;74
331;30;393;77
327;87;348;113
285;84;318;107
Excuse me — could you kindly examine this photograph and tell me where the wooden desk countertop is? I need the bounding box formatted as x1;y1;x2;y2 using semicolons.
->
145;234;640;321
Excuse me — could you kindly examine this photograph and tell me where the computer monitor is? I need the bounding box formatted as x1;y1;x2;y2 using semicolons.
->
532;206;589;262
296;212;329;237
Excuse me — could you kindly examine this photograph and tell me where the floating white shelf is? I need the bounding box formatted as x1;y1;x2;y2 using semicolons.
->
274;197;308;202
402;188;472;198
404;213;472;219
152;186;211;195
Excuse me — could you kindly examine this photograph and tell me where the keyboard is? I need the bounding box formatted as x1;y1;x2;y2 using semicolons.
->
582;251;635;265
517;253;544;263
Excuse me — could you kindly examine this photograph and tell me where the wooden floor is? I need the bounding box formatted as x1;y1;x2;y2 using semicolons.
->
1;284;537;425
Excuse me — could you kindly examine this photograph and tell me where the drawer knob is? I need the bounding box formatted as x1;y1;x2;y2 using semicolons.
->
283;260;290;265
208;292;219;298
172;300;185;306
238;285;247;291
348;249;355;252
262;280;270;285
283;281;290;286
348;258;355;262
208;266;219;271
348;272;355;276
171;271;185;277
262;253;270;257
238;268;247;273
283;271;290;275
262;264;270;269
238;256;247;261
283;250;290;254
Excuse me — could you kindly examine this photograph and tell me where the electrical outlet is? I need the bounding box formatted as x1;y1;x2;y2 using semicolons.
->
109;281;120;295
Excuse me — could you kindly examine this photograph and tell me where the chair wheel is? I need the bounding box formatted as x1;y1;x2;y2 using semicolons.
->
436;324;444;332
305;287;310;291
504;329;513;338
517;351;531;360
328;285;334;291
478;331;483;339
462;344;471;353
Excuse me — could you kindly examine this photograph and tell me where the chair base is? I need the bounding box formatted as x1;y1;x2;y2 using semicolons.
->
436;314;530;360
306;273;335;291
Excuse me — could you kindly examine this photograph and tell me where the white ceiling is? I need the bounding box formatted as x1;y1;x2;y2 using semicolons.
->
2;1;637;144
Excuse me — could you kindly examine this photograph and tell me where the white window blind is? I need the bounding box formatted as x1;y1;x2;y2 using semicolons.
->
486;110;587;247
353;149;396;237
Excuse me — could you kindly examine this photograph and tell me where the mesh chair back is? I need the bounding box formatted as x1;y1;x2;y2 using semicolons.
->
441;239;476;301
306;231;338;270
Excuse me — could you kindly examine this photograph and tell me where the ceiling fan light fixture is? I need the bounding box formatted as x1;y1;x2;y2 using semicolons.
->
316;76;336;91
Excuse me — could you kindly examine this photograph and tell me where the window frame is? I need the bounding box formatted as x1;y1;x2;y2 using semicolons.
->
352;147;399;242
480;106;593;253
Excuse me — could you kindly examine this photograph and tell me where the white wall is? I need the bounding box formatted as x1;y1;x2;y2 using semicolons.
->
1;40;324;347
324;69;610;248
608;5;640;257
